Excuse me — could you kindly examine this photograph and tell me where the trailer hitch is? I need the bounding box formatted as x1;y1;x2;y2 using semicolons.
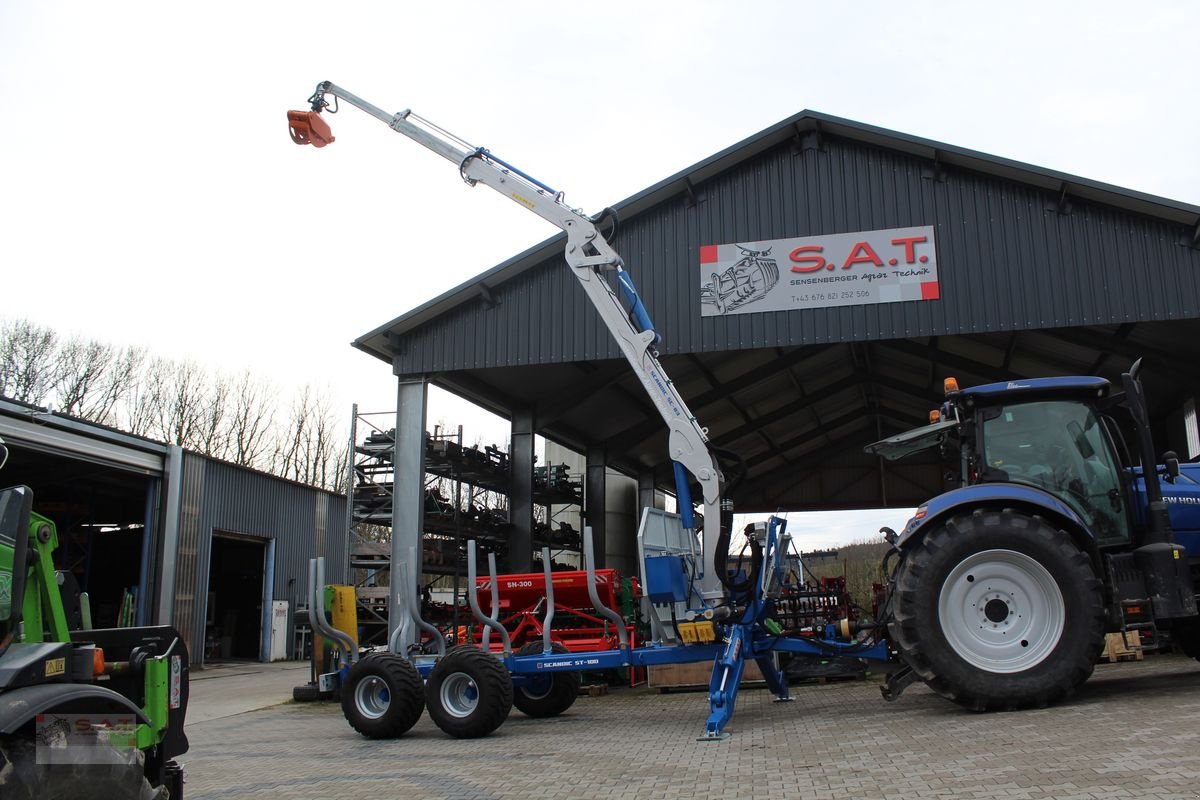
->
880;664;920;701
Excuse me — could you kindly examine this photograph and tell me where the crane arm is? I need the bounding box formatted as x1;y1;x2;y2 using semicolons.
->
291;81;730;601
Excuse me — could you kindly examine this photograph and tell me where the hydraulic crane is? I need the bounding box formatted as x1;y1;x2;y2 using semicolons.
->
291;83;730;602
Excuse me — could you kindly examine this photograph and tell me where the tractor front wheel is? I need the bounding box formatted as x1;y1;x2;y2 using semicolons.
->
0;732;157;800
889;508;1105;710
425;646;513;738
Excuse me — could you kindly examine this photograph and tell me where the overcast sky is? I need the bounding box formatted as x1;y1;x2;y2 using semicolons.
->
3;2;1197;548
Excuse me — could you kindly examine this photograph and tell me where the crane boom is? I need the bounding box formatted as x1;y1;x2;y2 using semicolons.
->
290;81;731;601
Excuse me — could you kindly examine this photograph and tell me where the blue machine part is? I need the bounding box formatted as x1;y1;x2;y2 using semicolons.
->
616;272;662;347
1132;462;1200;557
672;461;696;530
644;554;689;604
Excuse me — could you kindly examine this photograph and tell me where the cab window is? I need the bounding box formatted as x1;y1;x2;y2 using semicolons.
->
981;400;1130;545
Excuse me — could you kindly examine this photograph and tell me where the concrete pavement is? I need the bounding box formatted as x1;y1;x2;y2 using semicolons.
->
186;661;311;725
178;654;1200;799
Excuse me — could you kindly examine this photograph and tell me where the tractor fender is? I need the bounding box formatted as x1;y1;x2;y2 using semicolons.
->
0;682;150;735
896;483;1095;555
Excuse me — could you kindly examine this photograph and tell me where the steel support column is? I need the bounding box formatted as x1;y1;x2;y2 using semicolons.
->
586;444;607;569
638;469;658;516
509;408;535;572
391;377;428;649
156;445;184;626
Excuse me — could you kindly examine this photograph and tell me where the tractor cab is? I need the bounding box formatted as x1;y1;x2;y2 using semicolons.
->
960;377;1133;547
869;372;1200;553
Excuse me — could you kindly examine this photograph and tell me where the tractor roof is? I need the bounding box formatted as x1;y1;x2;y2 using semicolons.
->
958;376;1111;404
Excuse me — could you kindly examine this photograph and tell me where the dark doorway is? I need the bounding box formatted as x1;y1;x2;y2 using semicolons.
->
1;443;153;629
206;535;266;661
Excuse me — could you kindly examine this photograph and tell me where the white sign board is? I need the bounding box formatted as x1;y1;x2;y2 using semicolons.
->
699;225;939;317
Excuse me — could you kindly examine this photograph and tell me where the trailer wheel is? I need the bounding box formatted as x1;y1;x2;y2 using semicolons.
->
425;646;512;738
292;683;320;702
0;732;158;800
890;508;1105;711
341;653;425;739
512;642;580;718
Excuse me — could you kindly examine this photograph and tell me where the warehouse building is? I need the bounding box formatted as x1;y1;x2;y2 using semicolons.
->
0;398;347;665
354;109;1200;603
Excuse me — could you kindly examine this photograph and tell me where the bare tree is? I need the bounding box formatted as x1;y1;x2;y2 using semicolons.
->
53;337;145;425
51;336;110;416
122;357;164;438
0;319;58;405
137;357;210;449
275;386;348;491
228;371;276;469
194;372;231;459
1;316;349;493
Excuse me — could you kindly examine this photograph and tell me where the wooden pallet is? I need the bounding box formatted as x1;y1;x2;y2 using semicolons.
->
1100;632;1144;663
578;684;609;697
647;659;770;693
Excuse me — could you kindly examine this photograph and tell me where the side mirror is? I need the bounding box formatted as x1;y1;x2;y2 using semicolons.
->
1163;450;1181;483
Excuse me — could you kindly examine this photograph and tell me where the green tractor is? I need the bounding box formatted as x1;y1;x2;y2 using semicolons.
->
0;435;189;799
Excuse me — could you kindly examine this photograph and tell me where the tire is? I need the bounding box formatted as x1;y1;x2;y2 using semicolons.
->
0;732;163;800
889;508;1105;711
1170;618;1200;660
340;653;425;739
512;642;580;718
424;646;513;738
292;684;321;703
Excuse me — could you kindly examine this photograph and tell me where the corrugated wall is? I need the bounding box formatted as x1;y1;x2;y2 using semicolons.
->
172;452;347;664
389;134;1200;375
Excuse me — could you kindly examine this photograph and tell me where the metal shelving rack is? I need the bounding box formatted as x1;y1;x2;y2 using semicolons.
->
346;407;584;646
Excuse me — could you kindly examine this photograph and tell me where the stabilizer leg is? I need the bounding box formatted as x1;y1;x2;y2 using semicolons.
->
699;625;749;740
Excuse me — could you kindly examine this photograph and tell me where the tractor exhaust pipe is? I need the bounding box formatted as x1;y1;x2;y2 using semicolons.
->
1123;359;1197;618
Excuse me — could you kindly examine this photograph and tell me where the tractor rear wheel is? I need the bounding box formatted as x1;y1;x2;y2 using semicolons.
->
425;646;512;738
890;508;1105;711
512;642;580;718
341;653;425;739
1169;619;1200;661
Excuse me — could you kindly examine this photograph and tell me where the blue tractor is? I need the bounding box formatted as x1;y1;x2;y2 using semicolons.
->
870;359;1200;710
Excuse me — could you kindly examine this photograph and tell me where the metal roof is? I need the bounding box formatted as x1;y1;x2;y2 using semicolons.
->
354;109;1200;365
350;112;1200;513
